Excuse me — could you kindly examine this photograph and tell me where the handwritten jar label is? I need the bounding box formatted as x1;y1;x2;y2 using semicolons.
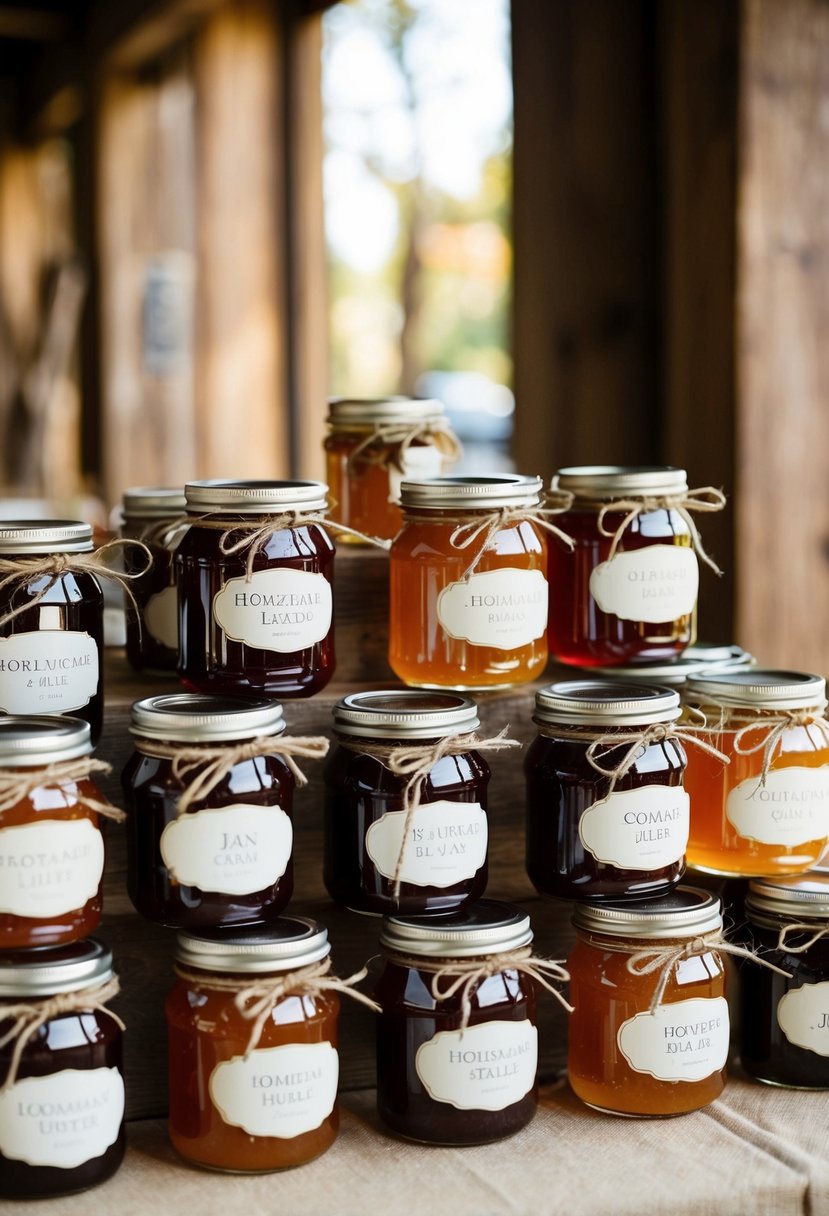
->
415;1020;537;1111
437;569;548;650
209;1042;338;1138
143;585;179;649
160;803;292;896
589;545;698;624
213;569;333;653
725;766;829;846
0;631;99;714
578;785;690;871
365;800;487;888
777;982;829;1056
0;1067;124;1168
0;819;104;918
617;996;730;1082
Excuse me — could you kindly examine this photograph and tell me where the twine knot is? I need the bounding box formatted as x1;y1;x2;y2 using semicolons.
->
626;934;790;1013
0;757;123;820
593;486;726;574
776;923;829;953
448;506;574;580
346;419;462;476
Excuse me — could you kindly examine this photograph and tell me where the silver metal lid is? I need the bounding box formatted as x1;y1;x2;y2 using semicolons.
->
399;474;542;511
592;644;754;688
534;680;681;727
327;397;445;425
746;873;829;922
552;466;688;499
332;690;479;740
381;899;533;958
0;939;115;998
573;886;722;940
685;669;827;711
122;486;187;518
185;479;329;515
130;693;286;742
176;920;330;974
0;716;92;767
0;520;94;555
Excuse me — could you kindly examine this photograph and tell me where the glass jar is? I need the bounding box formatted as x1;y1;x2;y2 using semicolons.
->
737;873;829;1088
323;690;490;916
567;887;728;1116
121;486;187;675
683;670;829;877
0;521;104;742
166;921;341;1172
324;397;458;542
547;466;704;667
122;693;297;930
389;475;549;689
177;480;335;699
375;900;539;1145
525;682;688;903
0;716;112;949
0;938;125;1199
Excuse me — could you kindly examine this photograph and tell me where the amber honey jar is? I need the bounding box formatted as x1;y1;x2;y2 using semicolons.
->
525;682;688;903
121;486;187;675
324;397;459;541
324;690;493;916
567;887;728;1116
0;938;125;1199
177;479;335;698
547;467;723;667
389;475;551;689
683;670;829;877
0;716;119;949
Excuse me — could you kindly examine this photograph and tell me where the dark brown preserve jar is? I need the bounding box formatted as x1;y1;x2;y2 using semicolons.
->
121;486;186;675
0;938;125;1199
177;480;335;698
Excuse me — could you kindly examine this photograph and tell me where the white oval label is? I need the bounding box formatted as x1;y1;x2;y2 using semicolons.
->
415;1019;537;1111
777;982;829;1056
213;569;332;652
578;785;690;871
160;802;292;895
365;800;487;888
0;818;104;918
589;544;698;623
617;996;730;1082
0;631;99;714
437;568;548;650
725;766;829;846
143;585;179;649
0;1067;124;1168
209;1042;338;1138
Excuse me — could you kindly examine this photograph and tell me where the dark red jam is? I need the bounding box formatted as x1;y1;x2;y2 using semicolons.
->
122;487;186;675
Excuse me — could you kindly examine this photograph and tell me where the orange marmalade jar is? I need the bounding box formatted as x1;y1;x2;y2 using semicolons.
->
683;670;829;877
389;475;550;689
567;887;728;1116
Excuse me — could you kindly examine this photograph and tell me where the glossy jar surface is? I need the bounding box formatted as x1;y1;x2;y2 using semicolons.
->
0;522;104;742
525;683;688;903
547;467;698;667
0;940;125;1199
323;690;490;915
177;480;335;699
0;717;108;949
166;922;340;1172
683;671;829;877
375;901;538;1145
122;694;296;930
567;888;728;1116
121;487;186;674
737;874;829;1088
389;476;549;690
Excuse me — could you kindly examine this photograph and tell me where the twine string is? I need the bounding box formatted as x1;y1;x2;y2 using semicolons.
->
626;934;790;1013
537;722;728;793
776;923;829;953
0;757;123;820
345;419;462;476
594;487;726;574
448;506;575;580
732;711;829;786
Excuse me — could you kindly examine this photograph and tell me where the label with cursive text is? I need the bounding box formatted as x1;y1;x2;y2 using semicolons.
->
0;818;104;918
437;568;548;650
415;1020;537;1111
0;630;99;714
213;568;332;653
617;996;730;1082
0;1067;124;1168
143;585;179;649
589;544;698;624
160;802;292;895
777;982;829;1056
365;800;487;888
725;766;829;846
209;1042;338;1138
578;785;690;871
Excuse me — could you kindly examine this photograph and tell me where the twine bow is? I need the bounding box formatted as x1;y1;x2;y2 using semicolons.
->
732;711;829;786
594;486;726;573
135;735;329;815
627;934;790;1013
448;506;574;580
0;756;123;820
539;723;728;793
776;923;829;953
346;419;462;476
0;978;124;1092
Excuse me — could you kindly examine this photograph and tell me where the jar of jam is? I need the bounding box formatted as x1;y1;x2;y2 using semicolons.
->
0;938;125;1198
375;900;540;1145
121;486;187;675
0;521;104;741
683;670;829;877
324;690;491;916
325;397;459;542
122;693;301;930
177;480;335;698
547;466;721;667
0;716;117;949
525;681;688;903
568;887;728;1116
389;475;550;689
166;920;344;1172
